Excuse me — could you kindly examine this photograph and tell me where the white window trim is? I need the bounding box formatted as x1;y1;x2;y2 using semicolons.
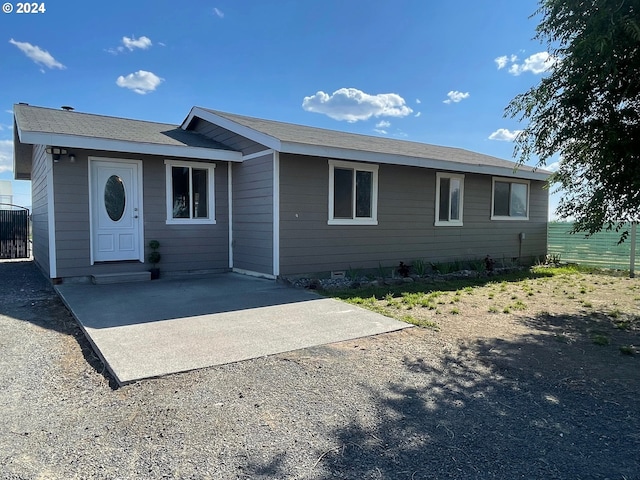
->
491;177;530;221
165;160;216;225
328;159;379;225
435;172;464;227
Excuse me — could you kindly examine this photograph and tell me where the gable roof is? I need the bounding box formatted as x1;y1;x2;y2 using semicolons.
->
13;104;242;179
13;104;549;182
184;107;549;181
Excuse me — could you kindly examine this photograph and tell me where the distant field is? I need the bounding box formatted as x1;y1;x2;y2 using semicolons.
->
548;222;638;270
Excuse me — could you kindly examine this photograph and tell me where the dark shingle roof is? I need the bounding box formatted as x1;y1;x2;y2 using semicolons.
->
199;108;541;174
15;104;230;150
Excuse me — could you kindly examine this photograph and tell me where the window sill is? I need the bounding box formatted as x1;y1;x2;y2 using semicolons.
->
434;221;463;227
328;218;378;226
166;219;217;225
490;216;529;221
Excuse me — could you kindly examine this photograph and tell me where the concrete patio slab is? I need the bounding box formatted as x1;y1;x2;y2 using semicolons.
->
55;273;410;385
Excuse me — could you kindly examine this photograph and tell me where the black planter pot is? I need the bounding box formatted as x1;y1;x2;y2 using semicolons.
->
150;268;160;280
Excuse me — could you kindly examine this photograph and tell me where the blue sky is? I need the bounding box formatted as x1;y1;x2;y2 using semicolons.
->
0;0;559;214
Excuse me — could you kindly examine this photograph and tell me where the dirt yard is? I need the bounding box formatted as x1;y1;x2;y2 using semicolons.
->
1;261;639;479
332;266;639;352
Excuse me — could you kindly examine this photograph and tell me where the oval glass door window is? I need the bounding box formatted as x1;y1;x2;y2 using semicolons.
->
104;175;126;221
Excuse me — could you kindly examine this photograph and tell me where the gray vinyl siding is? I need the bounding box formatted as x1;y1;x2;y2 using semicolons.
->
51;149;229;279
30;144;50;276
279;154;548;276
232;153;273;275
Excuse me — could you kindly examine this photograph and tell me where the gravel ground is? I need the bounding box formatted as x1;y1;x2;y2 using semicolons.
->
1;260;639;479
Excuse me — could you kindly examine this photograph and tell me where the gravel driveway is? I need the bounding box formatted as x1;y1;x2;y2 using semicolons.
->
1;260;638;479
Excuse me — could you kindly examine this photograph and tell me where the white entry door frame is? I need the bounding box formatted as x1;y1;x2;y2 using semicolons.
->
89;158;144;263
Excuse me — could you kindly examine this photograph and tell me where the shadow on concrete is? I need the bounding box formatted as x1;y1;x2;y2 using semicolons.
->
243;312;640;479
55;273;322;329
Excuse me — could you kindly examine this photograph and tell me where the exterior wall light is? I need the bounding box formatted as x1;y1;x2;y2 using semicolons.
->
45;147;68;160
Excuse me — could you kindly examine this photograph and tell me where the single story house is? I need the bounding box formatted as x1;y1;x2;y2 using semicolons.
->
13;104;549;282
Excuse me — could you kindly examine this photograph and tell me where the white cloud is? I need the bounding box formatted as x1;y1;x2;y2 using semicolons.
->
488;128;522;141
116;70;163;94
9;39;65;70
374;120;390;134
414;112;421;117
213;7;224;18
302;88;413;122
122;36;152;51
0;139;13;174
546;161;560;172
495;55;509;69
107;36;152;54
443;91;470;104
509;52;556;75
497;51;555;76
416;98;421;104
495;54;518;70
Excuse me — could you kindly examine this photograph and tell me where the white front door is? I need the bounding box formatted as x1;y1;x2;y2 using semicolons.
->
90;159;143;262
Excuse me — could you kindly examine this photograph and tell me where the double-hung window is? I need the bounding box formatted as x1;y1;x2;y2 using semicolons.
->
491;178;529;220
328;160;378;225
165;160;216;224
435;172;464;226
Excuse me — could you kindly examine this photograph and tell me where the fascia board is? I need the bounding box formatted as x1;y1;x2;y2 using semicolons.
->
280;141;550;181
183;107;282;151
19;131;243;162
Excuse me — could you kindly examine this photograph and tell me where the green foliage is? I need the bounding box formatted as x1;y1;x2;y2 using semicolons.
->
147;240;161;266
346;266;361;281
592;334;610;346
412;258;427;276
400;315;440;330
512;300;527;310
506;0;640;241
470;259;486;272
430;261;453;274
619;345;635;355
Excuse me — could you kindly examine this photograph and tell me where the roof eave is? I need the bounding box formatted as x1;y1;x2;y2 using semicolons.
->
18;131;243;162
13;119;33;180
183;107;282;151
280;141;550;181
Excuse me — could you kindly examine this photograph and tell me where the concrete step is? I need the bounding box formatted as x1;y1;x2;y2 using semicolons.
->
91;272;151;284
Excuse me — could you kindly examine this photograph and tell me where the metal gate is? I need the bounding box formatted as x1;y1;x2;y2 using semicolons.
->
0;205;30;259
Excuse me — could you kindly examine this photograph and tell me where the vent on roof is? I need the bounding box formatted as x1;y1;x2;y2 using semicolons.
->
61;106;74;111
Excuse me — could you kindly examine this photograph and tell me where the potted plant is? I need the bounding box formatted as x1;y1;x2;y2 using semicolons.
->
148;240;161;280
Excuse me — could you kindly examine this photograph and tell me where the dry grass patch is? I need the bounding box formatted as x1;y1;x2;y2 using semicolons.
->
326;266;640;346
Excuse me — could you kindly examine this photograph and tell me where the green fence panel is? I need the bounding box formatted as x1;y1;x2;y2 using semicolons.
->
547;222;638;270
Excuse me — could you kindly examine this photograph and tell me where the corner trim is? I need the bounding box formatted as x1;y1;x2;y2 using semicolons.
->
228;162;233;269
46;151;57;278
273;151;280;277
